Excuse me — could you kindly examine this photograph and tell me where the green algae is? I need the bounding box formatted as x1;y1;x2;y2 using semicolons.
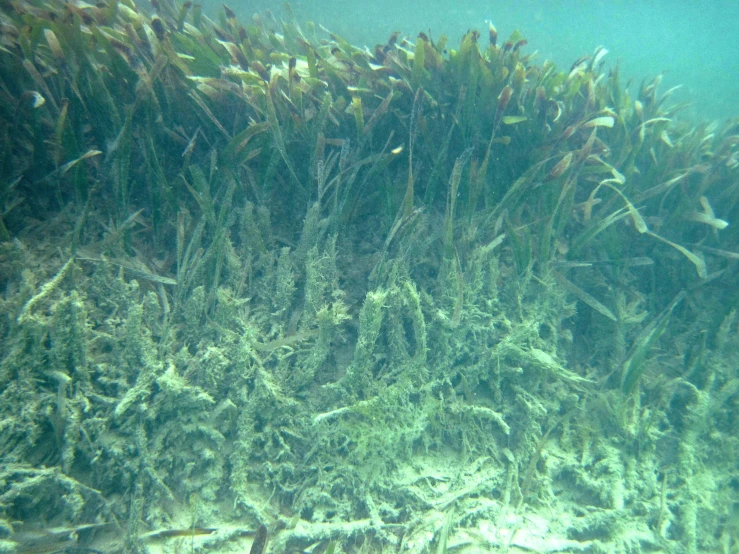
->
0;0;737;552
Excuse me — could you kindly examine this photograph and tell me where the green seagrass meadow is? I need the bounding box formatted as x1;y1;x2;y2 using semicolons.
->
0;0;738;552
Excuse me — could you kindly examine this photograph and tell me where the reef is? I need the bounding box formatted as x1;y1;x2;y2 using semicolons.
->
0;0;738;552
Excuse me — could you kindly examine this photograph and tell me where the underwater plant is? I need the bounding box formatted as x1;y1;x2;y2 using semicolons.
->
0;0;737;552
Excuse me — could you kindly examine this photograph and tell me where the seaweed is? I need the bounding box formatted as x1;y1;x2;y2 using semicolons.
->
0;0;737;552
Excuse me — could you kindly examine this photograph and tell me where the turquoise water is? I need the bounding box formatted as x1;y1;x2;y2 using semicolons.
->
206;0;739;121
